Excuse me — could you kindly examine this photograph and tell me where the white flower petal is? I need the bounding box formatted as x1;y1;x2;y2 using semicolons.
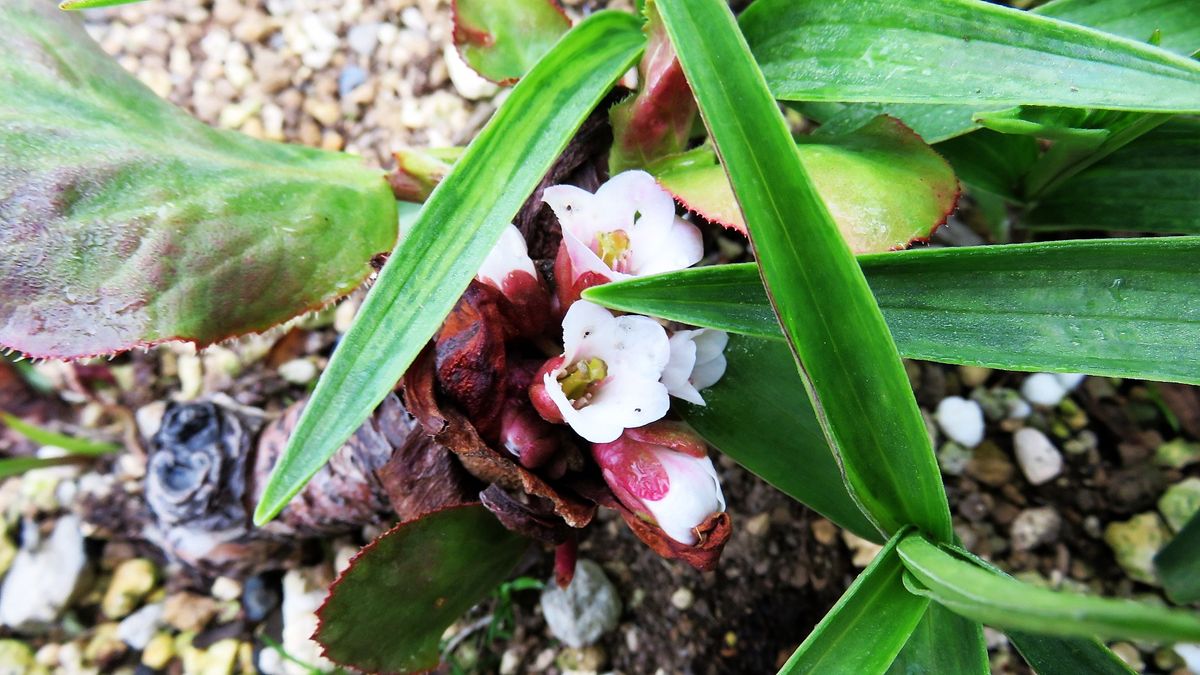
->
663;331;703;405
643;449;725;545
542;184;609;243
476;224;537;290
587;371;671;433
543;371;624;443
689;354;727;392
631;217;704;276
596;170;675;238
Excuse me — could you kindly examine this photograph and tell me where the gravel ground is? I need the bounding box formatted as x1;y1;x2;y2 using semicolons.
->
0;1;1197;674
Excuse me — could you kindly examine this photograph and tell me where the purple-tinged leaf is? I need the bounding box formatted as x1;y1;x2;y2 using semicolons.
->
453;0;571;85
0;0;398;360
608;0;697;174
315;504;529;673
654;116;959;253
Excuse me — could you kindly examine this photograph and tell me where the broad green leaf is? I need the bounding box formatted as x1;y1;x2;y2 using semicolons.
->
1155;511;1200;604
584;237;1200;385
742;0;1200;112
681;335;880;542
0;0;397;360
657;0;952;542
1007;631;1137;675
0;412;120;456
59;0;146;8
795;102;984;145
654;116;959;254
1026;119;1200;233
315;505;529;673
1035;0;1200;56
780;530;928;674
452;0;571;85
897;534;1200;643
252;11;644;526
886;603;988;675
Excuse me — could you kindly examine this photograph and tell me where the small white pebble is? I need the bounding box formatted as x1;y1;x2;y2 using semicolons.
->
670;588;694;611
935;396;985;448
1054;372;1086;391
1014;427;1063;485
1175;644;1200;672
1021;372;1068;406
442;43;499;100
278;358;318;385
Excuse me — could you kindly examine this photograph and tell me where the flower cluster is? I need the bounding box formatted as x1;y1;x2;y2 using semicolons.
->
445;171;731;571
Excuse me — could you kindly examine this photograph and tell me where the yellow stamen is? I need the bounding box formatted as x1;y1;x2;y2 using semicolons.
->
596;230;631;269
557;357;608;402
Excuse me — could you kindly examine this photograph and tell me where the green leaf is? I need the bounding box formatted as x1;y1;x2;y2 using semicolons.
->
657;0;951;542
452;0;571;85
252;11;644;526
887;603;988;675
1007;631;1137;675
780;530;929;674
58;0;146;8
680;335;880;542
897;534;1200;643
0;455;92;479
0;412;120;456
0;0;397;360
1035;0;1200;56
1155;510;1200;604
315;505;529;673
796;102;984;145
1026;119;1200;233
584;237;1200;385
654;116;959;254
935;130;1039;200
742;0;1200;112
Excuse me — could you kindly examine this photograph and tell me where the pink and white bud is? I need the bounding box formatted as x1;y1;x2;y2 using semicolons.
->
533;301;671;443
475;223;551;337
543;171;703;309
592;422;726;545
661;329;729;405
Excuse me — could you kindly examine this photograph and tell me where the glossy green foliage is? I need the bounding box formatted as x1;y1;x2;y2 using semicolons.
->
585;237;1200;385
0;0;397;360
780;532;928;674
253;11;644;526
742;0;1200;111
654;116;959;253
452;0;571;84
0;412;120;456
1006;632;1136;675
1156;511;1200;604
657;0;951;543
1027;119;1200;233
315;505;529;672
1035;0;1200;56
897;535;1200;643
680;336;880;542
936;130;1039;200
886;603;988;675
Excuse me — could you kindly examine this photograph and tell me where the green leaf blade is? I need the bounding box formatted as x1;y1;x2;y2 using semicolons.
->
315;505;529;673
1;0;398;360
897;534;1200;643
887;603;988;675
0;412;120;456
681;335;880;542
781;530;929;674
657;0;951;543
742;0;1200;112
1155;511;1200;604
253;11;645;526
585;237;1200;385
453;0;571;84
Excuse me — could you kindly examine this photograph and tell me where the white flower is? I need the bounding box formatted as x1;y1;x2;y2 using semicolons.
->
662;329;729;405
542;301;671;443
543;170;703;282
476;223;537;292
642;448;725;545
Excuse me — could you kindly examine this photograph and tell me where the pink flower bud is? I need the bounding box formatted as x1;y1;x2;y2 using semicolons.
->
499;401;560;469
592;422;725;545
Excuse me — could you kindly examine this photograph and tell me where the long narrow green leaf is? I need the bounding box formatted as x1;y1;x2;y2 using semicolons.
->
657;0;951;542
1007;631;1136;675
0;455;90;479
253;12;644;525
897;534;1200;643
1035;0;1200;56
1155;511;1200;604
0;412;120;456
681;335;881;542
887;603;988;675
781;530;927;674
1027;119;1200;233
742;0;1200;112
584;237;1200;385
